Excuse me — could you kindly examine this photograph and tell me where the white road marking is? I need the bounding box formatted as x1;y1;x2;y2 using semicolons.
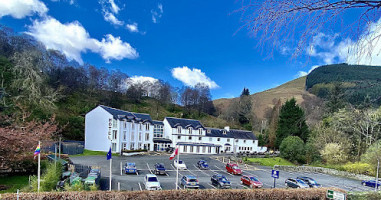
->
207;183;216;189
171;164;184;177
136;170;139;175
138;182;142;191
146;163;153;174
193;164;210;176
214;165;233;177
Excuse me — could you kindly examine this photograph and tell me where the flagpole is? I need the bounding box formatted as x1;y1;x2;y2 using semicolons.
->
176;145;179;190
37;141;40;193
109;145;112;191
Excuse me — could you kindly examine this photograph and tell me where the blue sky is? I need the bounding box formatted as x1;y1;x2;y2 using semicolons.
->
0;0;380;99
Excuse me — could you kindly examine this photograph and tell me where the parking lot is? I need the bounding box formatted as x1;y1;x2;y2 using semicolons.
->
70;154;375;192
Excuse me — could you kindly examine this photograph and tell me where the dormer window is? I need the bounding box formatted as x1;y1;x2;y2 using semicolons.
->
188;127;192;134
177;126;182;134
207;129;211;133
223;130;227;135
199;128;203;135
146;123;150;131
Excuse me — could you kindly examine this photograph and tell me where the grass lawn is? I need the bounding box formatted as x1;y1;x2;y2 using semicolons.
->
0;175;29;193
71;149;119;157
245;157;295;167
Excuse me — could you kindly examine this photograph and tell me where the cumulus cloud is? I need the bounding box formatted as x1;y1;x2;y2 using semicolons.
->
0;0;48;19
126;23;139;33
151;3;163;23
295;65;320;78
26;17;138;64
127;76;158;84
171;66;219;89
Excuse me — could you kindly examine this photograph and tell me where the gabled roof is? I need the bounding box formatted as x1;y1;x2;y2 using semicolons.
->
165;117;205;130
99;105;153;124
152;120;164;126
205;128;257;140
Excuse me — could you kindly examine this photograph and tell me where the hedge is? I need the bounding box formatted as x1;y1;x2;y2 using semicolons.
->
0;187;345;200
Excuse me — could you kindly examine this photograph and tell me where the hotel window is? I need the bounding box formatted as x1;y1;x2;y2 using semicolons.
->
112;143;116;151
199;137;202;141
131;132;134;140
199;128;203;135
112;119;117;128
189;136;192;140
123;143;127;150
139;132;142;141
209;137;212;142
244;140;246;143
208;147;212;153
145;133;149;141
138;143;142;149
202;146;206;153
253;140;255;144
188;127;192;134
183;146;187;152
190;146;194;152
217;138;220;141
235;139;239;143
146;123;150;131
123;131;127;140
139;123;143;131
223;130;227;134
130;142;134;150
132;123;135;129
177;127;182;134
227;138;230;142
178;136;181;140
112;130;117;140
207;129;211;133
196;146;200;153
124;121;127;128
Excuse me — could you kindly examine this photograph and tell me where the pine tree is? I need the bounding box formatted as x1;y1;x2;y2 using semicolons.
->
275;98;309;148
238;88;252;125
267;99;282;149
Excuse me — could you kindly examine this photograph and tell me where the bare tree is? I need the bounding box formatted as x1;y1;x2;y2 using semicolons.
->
238;0;381;61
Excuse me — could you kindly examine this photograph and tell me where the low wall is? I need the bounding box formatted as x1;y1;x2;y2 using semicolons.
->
274;165;374;181
0;188;344;200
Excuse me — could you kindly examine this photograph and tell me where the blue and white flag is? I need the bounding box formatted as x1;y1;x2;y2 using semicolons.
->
107;147;112;160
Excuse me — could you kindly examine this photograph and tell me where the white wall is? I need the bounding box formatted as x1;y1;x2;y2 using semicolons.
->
85;106;113;152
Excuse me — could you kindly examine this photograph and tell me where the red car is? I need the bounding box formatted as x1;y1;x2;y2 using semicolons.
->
241;175;263;188
226;163;242;175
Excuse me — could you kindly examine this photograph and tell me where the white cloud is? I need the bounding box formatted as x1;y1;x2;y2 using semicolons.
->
295;65;320;78
26;17;138;64
108;0;120;14
0;0;48;19
127;76;158;85
51;0;75;5
103;11;124;26
171;66;219;89
126;23;138;33
151;3;163;23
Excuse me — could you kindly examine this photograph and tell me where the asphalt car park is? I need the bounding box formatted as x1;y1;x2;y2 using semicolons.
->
70;154;376;192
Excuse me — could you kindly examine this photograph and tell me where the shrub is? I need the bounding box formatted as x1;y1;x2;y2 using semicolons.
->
279;136;305;164
305;142;320;164
25;162;62;192
320;143;347;164
343;162;375;176
361;140;381;167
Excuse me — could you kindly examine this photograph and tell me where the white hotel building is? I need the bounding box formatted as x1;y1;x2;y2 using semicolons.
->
85;105;259;154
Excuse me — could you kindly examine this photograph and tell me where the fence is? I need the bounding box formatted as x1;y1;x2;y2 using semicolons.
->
61;141;84;155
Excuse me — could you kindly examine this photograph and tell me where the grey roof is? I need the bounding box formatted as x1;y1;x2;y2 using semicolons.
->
165;117;205;130
99;105;153;124
206;128;257;140
152;120;164;126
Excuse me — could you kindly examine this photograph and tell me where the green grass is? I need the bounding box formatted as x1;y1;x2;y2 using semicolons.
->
0;175;29;193
245;157;295;167
71;149;119;157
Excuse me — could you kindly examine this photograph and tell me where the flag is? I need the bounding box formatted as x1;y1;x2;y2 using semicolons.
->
34;144;41;157
169;147;178;160
107;147;112;160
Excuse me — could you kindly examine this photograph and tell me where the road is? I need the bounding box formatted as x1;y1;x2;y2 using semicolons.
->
70;154;374;192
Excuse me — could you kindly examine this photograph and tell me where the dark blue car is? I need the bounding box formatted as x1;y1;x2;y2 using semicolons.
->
362;179;381;188
124;162;137;174
197;160;209;170
211;174;231;189
154;163;166;175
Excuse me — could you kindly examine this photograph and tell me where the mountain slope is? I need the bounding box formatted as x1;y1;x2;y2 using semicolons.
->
214;76;322;122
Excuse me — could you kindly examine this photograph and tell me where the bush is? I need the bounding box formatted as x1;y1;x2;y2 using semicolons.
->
305;142;320;164
279;136;305;164
25;162;62;192
320;143;347;164
361;140;381;167
343;162;375;176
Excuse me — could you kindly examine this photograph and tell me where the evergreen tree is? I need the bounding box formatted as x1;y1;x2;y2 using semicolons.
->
267;99;282;149
275;98;309;148
238;87;252;125
326;82;345;113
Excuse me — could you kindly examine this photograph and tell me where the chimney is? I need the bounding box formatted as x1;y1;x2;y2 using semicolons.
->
224;126;230;132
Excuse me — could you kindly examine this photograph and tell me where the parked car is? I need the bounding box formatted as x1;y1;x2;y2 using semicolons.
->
181;175;199;188
211;174;231;189
297;177;321;188
124;162;137;174
226;163;242;175
197;160;209;170
154;163;166;175
144;174;162;190
362;179;381;188
174;160;187;170
240;175;263;188
285;178;309;188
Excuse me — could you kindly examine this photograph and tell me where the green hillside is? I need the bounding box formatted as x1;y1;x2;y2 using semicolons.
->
306;63;381;106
